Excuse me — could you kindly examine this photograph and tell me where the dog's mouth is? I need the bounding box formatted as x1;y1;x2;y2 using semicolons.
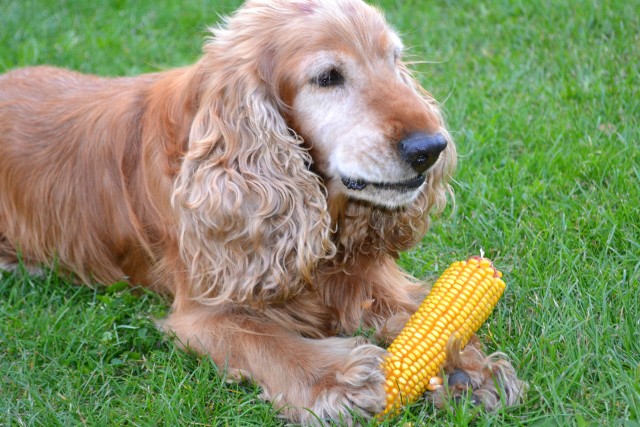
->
341;174;426;192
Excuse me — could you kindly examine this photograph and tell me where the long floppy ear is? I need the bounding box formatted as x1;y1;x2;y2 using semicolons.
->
172;43;334;308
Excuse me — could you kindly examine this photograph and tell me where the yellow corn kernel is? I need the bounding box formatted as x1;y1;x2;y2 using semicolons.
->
380;257;506;417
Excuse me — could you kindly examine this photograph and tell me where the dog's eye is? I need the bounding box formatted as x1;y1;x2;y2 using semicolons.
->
315;68;344;87
393;47;403;62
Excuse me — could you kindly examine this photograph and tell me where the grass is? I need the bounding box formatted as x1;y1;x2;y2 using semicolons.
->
1;0;639;425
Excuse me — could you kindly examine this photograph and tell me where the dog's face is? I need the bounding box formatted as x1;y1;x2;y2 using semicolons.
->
271;0;451;208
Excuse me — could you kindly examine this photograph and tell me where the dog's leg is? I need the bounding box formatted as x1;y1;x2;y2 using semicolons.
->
317;254;425;343
160;304;387;424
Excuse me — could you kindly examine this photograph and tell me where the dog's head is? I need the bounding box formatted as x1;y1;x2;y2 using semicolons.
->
176;0;456;304
243;0;456;209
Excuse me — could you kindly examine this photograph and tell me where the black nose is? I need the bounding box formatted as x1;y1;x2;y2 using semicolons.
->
398;132;448;174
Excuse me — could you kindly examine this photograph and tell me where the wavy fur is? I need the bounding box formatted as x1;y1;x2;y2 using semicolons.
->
173;25;334;306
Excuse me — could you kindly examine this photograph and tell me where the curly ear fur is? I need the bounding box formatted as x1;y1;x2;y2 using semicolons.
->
172;22;334;308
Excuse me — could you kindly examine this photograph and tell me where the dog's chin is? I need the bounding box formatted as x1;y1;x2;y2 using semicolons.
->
340;175;426;208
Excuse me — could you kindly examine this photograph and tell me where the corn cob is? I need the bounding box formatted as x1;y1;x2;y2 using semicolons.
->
380;257;506;417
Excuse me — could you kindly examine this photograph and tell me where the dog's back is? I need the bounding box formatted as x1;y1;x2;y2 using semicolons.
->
0;66;175;288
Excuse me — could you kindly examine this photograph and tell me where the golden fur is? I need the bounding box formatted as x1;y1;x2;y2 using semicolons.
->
0;0;524;423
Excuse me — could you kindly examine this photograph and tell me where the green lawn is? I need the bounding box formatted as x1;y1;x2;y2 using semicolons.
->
1;0;639;425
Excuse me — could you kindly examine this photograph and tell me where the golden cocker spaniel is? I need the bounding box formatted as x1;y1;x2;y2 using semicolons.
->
0;0;524;423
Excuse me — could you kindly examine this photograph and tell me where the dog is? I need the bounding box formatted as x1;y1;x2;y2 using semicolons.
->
0;0;524;423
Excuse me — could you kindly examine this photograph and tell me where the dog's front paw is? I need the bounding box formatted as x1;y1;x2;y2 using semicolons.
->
274;338;387;426
313;343;387;422
429;341;526;410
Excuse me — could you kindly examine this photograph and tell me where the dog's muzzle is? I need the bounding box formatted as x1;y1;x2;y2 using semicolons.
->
340;132;445;193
